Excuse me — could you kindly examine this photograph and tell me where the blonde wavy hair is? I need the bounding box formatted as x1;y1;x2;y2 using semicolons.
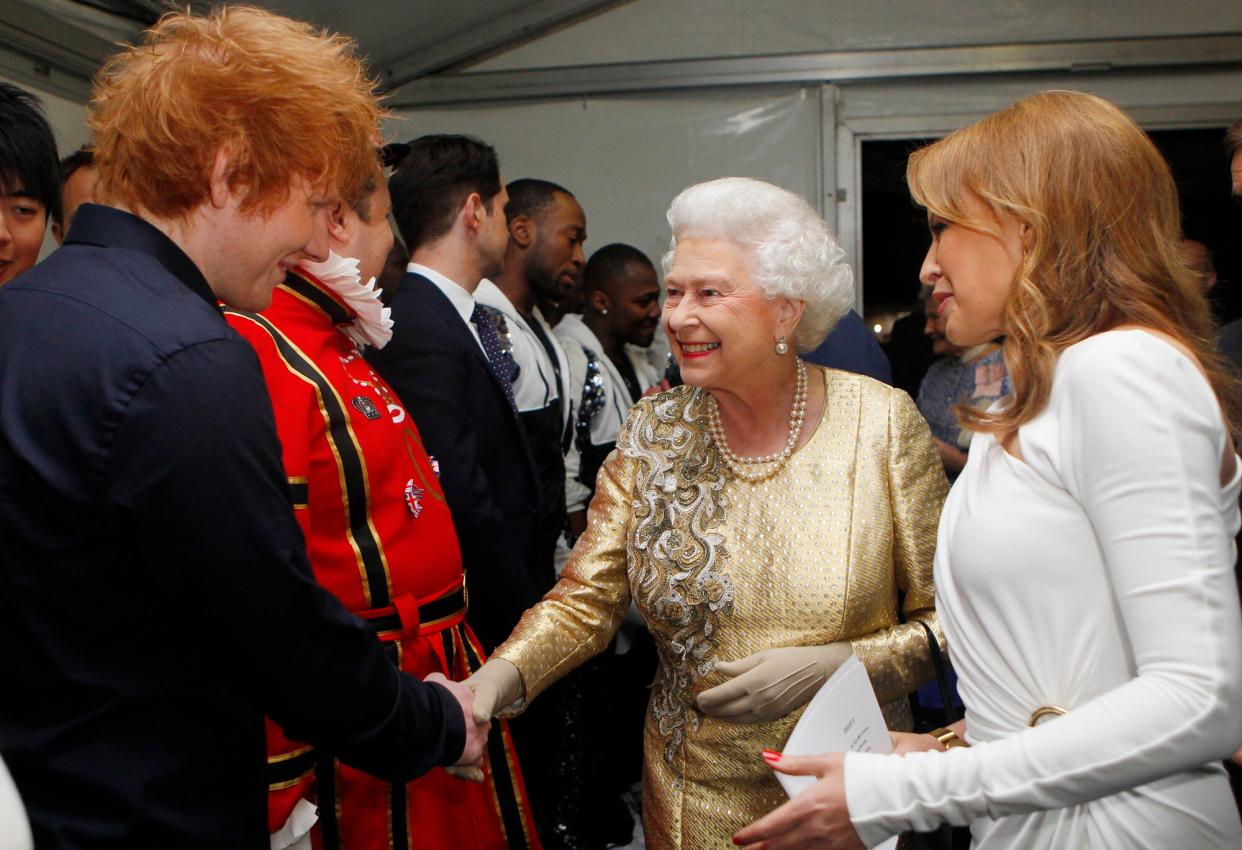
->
908;90;1239;435
89;5;384;218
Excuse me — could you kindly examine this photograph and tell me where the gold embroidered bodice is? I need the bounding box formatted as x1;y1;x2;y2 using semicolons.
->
494;366;948;849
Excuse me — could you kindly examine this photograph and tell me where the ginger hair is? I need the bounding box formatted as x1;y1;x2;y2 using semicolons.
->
88;5;384;218
908;90;1239;435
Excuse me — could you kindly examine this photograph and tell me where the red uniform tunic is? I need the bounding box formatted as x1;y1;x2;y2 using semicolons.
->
226;268;540;850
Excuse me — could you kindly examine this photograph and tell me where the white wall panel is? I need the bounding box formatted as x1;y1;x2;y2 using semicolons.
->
390;86;822;273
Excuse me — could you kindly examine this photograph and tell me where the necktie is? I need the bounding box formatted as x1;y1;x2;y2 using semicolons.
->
471;303;519;412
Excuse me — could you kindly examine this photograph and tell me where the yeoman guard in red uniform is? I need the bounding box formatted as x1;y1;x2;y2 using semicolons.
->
226;174;539;850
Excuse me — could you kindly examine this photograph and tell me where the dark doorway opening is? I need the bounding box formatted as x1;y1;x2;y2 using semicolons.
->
1149;128;1242;325
860;127;1242;392
859;137;936;395
860;138;936;320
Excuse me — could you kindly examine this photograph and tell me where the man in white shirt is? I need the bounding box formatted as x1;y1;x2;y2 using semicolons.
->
483;179;587;572
557;243;662;530
480;178;599;850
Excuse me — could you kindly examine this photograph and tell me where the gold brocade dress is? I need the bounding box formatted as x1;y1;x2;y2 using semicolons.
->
494;366;949;849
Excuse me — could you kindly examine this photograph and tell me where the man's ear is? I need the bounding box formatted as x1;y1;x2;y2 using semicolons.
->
462;192;486;234
208;148;234;210
508;214;534;250
51;221;64;246
326;201;350;244
589;289;609;315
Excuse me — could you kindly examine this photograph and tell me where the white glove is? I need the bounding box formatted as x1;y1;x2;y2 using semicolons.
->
696;642;853;724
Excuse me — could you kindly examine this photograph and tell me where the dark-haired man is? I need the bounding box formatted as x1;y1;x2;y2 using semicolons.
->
479;178;586;576
367;135;544;655
0;82;58;285
481;181;625;850
51;145;96;245
557;243;660;526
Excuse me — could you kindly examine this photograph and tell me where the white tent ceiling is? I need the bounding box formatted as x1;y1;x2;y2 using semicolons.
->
4;0;1242;108
0;0;629;101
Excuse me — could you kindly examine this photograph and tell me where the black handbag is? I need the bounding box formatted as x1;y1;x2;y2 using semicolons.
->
897;620;972;850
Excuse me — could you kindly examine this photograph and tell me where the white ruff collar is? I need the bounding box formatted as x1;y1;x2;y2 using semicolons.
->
300;251;394;349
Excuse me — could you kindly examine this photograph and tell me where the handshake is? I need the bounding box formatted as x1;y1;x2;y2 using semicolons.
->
430;659;525;783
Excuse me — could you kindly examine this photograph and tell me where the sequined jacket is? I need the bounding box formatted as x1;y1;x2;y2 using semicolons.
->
494;366;949;849
554;314;660;512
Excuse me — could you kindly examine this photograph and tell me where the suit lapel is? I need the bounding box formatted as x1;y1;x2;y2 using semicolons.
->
403;273;525;425
404;273;493;368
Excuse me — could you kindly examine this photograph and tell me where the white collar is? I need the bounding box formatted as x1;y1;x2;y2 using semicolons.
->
408;262;476;328
474;279;525;325
300;251;393;349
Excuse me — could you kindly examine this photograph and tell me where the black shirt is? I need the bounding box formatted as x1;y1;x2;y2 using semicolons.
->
0;205;464;849
612;351;644;405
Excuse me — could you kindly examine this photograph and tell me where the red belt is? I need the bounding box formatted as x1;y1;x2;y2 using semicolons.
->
266;586;466;789
356;586;465;642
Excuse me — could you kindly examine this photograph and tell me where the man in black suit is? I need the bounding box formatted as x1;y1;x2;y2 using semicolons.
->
369;135;543;654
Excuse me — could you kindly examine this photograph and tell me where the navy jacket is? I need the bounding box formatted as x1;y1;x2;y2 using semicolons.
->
367;272;543;651
802;310;893;385
0;206;464;850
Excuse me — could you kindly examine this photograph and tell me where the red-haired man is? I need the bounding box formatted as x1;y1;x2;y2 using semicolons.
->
0;8;486;849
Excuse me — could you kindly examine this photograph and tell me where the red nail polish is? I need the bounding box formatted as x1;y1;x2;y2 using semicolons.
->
761;748;781;762
732;838;744;846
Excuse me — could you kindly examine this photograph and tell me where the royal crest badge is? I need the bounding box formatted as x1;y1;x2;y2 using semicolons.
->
351;396;382;420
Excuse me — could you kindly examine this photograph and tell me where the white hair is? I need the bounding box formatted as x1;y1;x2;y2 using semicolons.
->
662;177;855;352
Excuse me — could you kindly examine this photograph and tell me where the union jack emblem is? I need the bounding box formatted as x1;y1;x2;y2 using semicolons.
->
404;479;424;518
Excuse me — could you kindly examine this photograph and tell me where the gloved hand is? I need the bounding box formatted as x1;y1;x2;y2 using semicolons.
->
463;657;524;724
696;642;853;724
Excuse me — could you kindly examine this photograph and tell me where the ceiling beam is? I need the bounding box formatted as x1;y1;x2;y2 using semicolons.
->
0;0;119;99
0;45;91;102
388;33;1242;108
379;0;630;90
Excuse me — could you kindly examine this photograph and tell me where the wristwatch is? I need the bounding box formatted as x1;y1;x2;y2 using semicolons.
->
929;726;967;750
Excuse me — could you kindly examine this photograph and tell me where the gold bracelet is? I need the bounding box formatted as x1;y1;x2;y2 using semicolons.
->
929;726;967;750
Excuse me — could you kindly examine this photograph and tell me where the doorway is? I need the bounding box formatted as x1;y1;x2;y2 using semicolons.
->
859;127;1242;392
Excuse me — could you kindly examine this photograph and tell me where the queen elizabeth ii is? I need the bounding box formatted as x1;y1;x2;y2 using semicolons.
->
468;177;949;848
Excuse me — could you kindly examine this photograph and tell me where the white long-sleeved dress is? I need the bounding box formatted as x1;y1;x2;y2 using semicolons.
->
845;330;1242;848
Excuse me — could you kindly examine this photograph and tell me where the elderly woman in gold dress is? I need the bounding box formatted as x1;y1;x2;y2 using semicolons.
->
467;177;949;849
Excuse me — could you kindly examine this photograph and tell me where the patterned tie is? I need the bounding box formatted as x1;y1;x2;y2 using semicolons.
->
470;303;519;412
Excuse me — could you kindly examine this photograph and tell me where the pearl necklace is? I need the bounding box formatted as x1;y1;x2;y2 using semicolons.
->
706;359;809;482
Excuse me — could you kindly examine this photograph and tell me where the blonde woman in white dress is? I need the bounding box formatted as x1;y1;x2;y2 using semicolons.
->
735;90;1242;849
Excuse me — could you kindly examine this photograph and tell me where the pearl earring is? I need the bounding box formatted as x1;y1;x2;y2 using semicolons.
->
601;308;609;315
775;336;789;355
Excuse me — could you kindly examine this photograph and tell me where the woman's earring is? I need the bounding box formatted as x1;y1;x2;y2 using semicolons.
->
775;336;789;355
